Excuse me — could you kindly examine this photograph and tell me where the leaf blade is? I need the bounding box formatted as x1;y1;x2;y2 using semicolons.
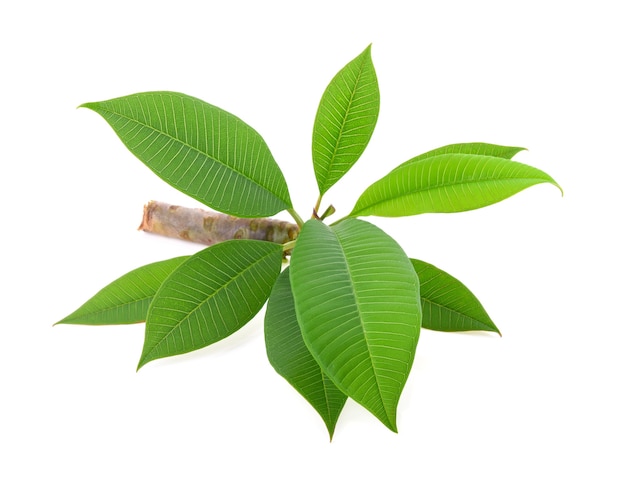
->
265;268;347;439
350;151;562;217
138;240;283;369
56;256;188;325
312;45;380;195
290;219;421;431
392;142;527;168
411;259;500;334
81;92;292;217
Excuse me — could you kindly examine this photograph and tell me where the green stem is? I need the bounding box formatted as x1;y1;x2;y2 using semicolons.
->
288;208;305;228
314;194;322;214
282;239;297;253
319;204;336;221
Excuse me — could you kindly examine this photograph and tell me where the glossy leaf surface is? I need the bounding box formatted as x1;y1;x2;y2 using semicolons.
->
312;45;379;195
351;150;561;217
265;268;347;439
81;92;292;217
56;257;188;325
290;218;421;431
411;259;500;334
138;240;283;369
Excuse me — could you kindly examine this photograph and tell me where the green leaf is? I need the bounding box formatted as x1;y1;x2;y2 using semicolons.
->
350;150;562;217
290;219;421;432
56;257;188;325
411;259;500;335
393;142;527;166
138;240;283;369
81;92;292;218
265;268;347;440
312;45;379;195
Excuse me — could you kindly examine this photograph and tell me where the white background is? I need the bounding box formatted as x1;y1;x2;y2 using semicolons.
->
2;1;624;483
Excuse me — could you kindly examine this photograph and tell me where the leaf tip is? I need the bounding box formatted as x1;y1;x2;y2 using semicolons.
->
555;181;564;197
545;177;564;197
53;316;76;326
136;355;150;372
380;412;398;433
326;420;341;442
489;320;502;336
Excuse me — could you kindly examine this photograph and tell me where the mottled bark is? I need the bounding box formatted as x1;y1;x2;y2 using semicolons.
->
138;201;299;246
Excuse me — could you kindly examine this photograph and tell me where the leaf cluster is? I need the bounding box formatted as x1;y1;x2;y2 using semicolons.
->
58;45;561;439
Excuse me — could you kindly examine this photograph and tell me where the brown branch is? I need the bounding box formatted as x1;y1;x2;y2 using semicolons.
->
139;201;299;246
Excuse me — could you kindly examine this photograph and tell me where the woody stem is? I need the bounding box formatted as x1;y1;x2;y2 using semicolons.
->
138;201;300;247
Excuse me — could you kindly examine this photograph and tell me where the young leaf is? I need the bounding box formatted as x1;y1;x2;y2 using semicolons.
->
391;142;527;168
56;256;188;325
81;92;292;218
312;45;379;195
137;240;283;369
265;268;347;440
411;259;500;334
290;219;421;432
350;151;562;217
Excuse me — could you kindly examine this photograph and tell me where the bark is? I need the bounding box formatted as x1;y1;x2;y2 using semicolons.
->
138;201;299;246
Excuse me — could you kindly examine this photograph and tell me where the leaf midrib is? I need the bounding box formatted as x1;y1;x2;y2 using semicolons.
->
65;296;152;323
333;227;391;425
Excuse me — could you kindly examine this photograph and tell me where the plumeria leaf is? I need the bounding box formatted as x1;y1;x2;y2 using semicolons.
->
350;148;561;217
290;218;421;431
56;257;188;325
312;45;379;195
265;268;347;440
138;240;283;369
392;142;526;167
81;92;292;217
411;259;500;334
